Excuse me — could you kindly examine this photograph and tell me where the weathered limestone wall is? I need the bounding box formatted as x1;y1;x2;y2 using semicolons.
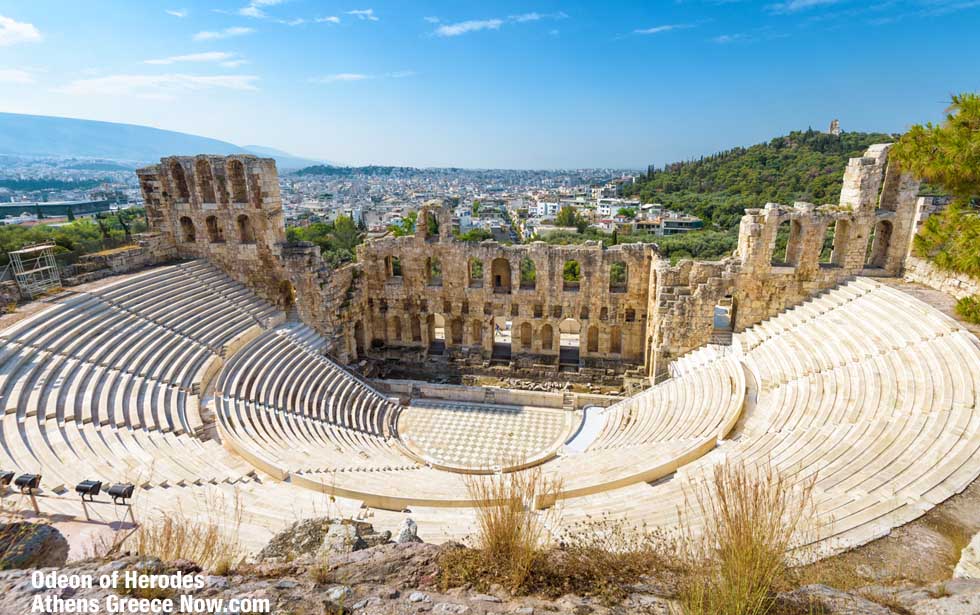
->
353;201;655;371
137;155;289;303
904;256;980;301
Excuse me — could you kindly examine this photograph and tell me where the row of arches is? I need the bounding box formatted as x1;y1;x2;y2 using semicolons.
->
771;218;895;269
179;214;255;244
168;158;251;205
390;255;629;293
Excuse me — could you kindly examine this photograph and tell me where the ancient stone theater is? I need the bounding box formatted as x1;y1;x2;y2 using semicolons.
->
1;144;978;561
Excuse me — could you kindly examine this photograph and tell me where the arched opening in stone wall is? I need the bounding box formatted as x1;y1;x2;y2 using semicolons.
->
468;258;483;288
540;323;554;351
819;222;836;265
519;321;532;351
228;159;248;203
563;260;581;291
609;261;628;293
491;258;511;294
354;320;365;356
559;318;580;365
195;159;216;204
587;325;599;353
866;219;894;268
610;325;622;354
450;317;463;346
389;315;402;344
205;215;224;243
426;257;443;286
713;295;734;340
600;307;609;321
771;219;803;267
520;257;536;290
493;316;511;360
424;211;440;242
470;320;483;348
179;216;196;243
830;219;852;266
625;307;636;322
170;161;190;201
580;306;590;320
237;215;255;243
411;316;422;343
386;256;402;278
427;314;445;354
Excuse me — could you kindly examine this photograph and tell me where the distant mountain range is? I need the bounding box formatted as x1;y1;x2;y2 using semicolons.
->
0;112;323;170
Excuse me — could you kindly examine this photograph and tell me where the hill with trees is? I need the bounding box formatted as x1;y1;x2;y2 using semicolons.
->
624;129;898;230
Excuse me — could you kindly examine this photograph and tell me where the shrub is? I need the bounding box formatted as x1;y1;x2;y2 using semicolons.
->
956;295;980;324
678;461;815;615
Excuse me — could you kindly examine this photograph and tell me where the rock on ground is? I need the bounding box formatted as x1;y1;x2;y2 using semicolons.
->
0;523;69;569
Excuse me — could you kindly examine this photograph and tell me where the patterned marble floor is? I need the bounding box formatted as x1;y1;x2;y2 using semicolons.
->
397;401;574;471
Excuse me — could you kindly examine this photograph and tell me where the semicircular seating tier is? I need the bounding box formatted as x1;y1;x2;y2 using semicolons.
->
0;261;365;551
552;278;980;561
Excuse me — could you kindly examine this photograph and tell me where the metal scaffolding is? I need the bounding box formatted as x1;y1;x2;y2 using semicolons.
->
8;243;62;299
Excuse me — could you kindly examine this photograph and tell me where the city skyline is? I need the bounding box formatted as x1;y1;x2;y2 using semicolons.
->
0;0;978;169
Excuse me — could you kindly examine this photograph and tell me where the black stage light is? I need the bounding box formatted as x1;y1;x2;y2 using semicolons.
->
14;473;41;493
75;480;102;502
108;483;135;504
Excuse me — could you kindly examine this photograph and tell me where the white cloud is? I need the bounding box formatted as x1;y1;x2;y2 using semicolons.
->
145;51;235;65
434;12;566;37
0;14;41;47
435;19;504;37
165;9;188;18
317;16;341;23
310;70;415;83
634;24;692;35
54;73;259;100
767;0;840;14
193;26;254;41
346;9;379;21
221;59;249;68
0;68;33;84
712;33;749;43
311;73;371;83
423;16;440;23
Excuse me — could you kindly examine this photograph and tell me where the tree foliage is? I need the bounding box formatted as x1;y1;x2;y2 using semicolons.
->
555;206;588;232
892;93;980;279
538;227;737;262
456;228;494;242
0;208;148;267
387;211;417;237
285;214;363;268
625;130;896;229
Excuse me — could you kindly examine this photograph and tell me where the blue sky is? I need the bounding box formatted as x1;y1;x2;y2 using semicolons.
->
0;1;978;168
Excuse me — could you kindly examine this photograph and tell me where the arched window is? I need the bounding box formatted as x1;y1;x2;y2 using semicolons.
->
170;161;190;201
468;258;483;288
205;215;224;243
520;322;532;349
866;219;894;268
354;321;365;355
819;222;836;265
411;316;422;342
540;324;554;351
179;216;196;243
772;219;803;267
426;257;442;286
609;261;628;292
580;306;590;320
237;214;255;243
587;325;599;353
450;317;463;345
386;256;402;278
491;258;511;293
600;307;609;321
563;260;581;291
520;257;536;290
830;220;852;266
471;320;483;346
625;307;636;322
610;326;622;354
195;158;216;204
228;159;248;203
424;211;439;241
389;316;402;343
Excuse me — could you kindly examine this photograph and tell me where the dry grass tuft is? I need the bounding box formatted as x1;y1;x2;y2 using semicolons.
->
130;490;244;573
678;460;815;615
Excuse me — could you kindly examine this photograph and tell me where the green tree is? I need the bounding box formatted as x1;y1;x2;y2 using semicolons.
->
388;211;418;237
892;93;980;278
472;200;480;215
555;205;589;232
66;207;75;222
616;207;636;219
562;260;581;282
457;228;493;242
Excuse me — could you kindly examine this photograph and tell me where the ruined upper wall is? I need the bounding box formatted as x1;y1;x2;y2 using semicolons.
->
137;155;288;302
